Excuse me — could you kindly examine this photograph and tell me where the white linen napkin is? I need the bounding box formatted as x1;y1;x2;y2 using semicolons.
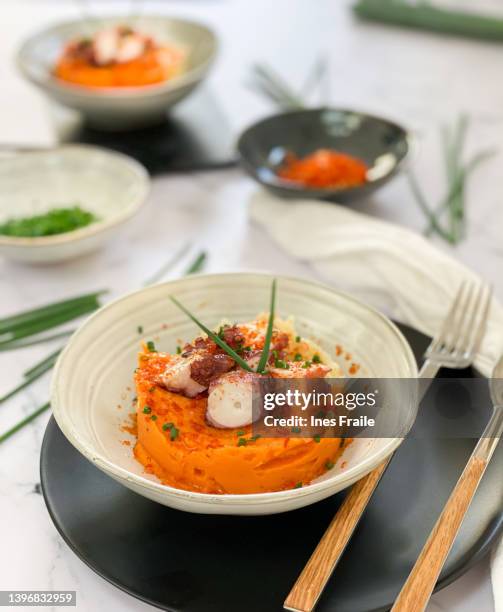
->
250;190;503;610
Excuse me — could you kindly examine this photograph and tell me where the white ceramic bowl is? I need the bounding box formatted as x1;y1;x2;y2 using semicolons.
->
51;273;418;515
0;145;149;263
16;16;218;130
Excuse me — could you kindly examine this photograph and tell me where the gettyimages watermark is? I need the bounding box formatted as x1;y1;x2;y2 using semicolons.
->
250;377;497;439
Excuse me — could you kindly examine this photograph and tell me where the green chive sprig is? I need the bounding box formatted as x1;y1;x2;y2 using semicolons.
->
408;115;496;245
250;64;305;110
169;297;255;373
256;280;277;374
353;0;503;43
169;279;278;375
0;348;62;405
0;402;50;444
184;251;207;275
0;291;104;351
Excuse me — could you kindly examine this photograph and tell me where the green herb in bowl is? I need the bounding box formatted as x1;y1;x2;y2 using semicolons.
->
0;206;98;238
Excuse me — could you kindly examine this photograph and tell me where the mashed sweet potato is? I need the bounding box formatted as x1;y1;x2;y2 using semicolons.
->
54;27;185;88
133;350;349;494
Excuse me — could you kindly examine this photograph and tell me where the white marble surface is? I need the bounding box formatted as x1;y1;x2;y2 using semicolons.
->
0;1;501;611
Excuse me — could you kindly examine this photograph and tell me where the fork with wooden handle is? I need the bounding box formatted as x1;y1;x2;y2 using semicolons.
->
391;354;503;612
283;280;492;612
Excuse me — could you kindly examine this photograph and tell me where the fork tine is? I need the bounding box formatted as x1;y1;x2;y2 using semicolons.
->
429;281;467;353
467;284;492;357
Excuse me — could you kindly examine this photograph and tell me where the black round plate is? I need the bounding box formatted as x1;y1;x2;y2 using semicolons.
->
40;324;503;612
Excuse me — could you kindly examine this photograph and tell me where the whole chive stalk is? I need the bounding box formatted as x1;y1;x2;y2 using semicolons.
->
408;114;496;245
0;402;50;444
0;299;99;348
0;350;60;405
143;242;191;287
256;279;277;374
184;251;207;276
425;149;495;237
353;0;503;43
169;296;254;373
0;330;74;352
251;64;305;110
23;347;63;378
0;291;105;334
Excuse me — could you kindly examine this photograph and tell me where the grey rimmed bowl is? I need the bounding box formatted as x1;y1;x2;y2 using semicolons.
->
237;108;410;202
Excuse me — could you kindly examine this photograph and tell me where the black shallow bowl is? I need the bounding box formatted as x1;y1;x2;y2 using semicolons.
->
237;107;410;202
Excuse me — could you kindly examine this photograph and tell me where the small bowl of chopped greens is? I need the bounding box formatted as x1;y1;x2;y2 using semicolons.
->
0;145;149;263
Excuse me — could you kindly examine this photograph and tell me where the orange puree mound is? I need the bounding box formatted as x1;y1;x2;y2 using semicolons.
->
55;47;184;88
134;352;348;494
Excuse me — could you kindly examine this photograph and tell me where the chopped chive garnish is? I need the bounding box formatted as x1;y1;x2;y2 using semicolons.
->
151;415;157;421
143;406;152;414
302;360;312;368
149;386;155;393
237;437;247;447
312;354;321;363
146;341;156;352
295;335;301;343
325;460;335;470
274;358;289;369
176;345;182;354
236;430;245;436
293;353;302;362
162;422;174;431
313;435;321;443
249;434;261;442
170;427;179;441
169;297;254;373
294;482;303;489
137;325;143;334
291;426;301;434
256;279;277;374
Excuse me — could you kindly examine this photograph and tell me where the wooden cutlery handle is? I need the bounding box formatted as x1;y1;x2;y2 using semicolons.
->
392;407;503;612
391;455;488;612
284;457;391;612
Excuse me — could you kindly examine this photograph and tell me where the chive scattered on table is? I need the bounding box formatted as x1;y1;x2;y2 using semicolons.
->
353;0;503;44
183;251;207;276
0;348;61;405
0;402;50;445
407;114;496;245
